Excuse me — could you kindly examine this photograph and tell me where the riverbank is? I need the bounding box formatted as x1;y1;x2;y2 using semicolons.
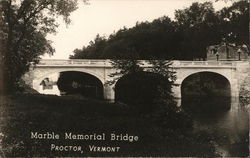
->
0;94;248;157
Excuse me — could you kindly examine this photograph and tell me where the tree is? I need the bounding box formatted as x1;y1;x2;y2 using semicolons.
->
217;0;249;47
0;0;85;93
70;16;178;59
147;59;176;106
107;49;144;85
109;56;192;129
174;2;220;60
146;59;192;130
69;1;248;60
70;34;107;59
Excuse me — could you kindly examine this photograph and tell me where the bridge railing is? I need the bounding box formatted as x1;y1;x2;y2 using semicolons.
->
174;61;236;66
38;59;237;67
38;59;110;66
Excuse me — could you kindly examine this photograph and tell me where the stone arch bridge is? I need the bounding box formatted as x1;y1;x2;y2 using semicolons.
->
23;59;250;107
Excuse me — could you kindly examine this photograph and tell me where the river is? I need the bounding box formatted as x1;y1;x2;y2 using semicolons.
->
182;97;249;157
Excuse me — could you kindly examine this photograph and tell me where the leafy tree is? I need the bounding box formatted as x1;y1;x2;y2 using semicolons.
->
70;1;248;60
175;2;220;60
70;34;107;59
107;49;144;85
0;0;85;93
71;16;178;59
146;59;192;130
217;0;249;47
147;59;176;83
109;57;192;129
146;59;177;107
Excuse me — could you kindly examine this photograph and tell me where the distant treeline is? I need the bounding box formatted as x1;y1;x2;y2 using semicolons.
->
70;1;249;60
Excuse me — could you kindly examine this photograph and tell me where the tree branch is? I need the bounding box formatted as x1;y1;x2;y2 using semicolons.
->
14;1;52;54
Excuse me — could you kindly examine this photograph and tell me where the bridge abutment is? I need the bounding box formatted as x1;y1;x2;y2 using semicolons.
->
231;79;239;97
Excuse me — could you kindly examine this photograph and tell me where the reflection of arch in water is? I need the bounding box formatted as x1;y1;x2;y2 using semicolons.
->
181;71;231;111
57;71;104;99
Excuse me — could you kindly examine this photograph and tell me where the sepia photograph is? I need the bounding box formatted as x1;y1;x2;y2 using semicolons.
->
0;0;249;157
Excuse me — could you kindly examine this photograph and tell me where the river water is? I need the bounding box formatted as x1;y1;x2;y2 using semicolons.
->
182;97;249;157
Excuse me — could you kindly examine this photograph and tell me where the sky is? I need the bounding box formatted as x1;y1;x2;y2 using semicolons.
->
42;0;233;59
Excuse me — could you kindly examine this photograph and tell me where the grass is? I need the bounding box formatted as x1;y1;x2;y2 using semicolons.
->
0;94;245;157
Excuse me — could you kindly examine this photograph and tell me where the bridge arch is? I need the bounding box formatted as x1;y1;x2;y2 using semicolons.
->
173;68;239;100
35;68;105;85
180;71;232;111
177;70;232;86
181;71;231;95
32;68;106;97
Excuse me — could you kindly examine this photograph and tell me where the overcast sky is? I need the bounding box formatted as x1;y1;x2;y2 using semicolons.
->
42;0;233;59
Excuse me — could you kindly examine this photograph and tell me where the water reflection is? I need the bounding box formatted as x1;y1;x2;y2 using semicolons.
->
182;96;231;112
181;97;249;157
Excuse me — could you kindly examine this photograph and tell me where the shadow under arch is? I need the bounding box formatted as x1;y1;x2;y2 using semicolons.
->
114;71;172;111
181;71;231;112
56;71;104;99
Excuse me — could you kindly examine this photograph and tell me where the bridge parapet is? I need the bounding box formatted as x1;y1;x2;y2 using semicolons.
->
38;59;111;67
173;61;236;67
38;59;239;68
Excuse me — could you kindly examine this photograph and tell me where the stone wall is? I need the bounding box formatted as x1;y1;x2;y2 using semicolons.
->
238;62;250;108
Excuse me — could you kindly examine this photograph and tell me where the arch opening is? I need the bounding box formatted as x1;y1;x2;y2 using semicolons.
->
115;71;172;111
38;71;104;99
56;71;104;99
181;71;231;113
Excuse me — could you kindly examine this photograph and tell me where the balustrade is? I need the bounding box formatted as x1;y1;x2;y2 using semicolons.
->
38;59;238;68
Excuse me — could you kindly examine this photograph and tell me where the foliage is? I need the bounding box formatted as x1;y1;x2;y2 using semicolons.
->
107;55;175;104
218;0;249;47
70;1;249;60
0;0;85;93
106;50;144;85
108;56;192;130
146;60;192;130
115;71;169;111
174;2;221;60
147;59;176;84
70;34;107;59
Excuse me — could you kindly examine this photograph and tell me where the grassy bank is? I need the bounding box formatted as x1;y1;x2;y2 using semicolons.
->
0;94;235;157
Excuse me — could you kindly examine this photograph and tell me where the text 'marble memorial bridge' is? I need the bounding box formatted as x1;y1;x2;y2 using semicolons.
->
23;59;250;109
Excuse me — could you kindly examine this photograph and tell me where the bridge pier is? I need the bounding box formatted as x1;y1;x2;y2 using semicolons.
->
172;80;181;99
103;84;115;103
230;79;239;98
172;80;182;107
230;79;240;110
